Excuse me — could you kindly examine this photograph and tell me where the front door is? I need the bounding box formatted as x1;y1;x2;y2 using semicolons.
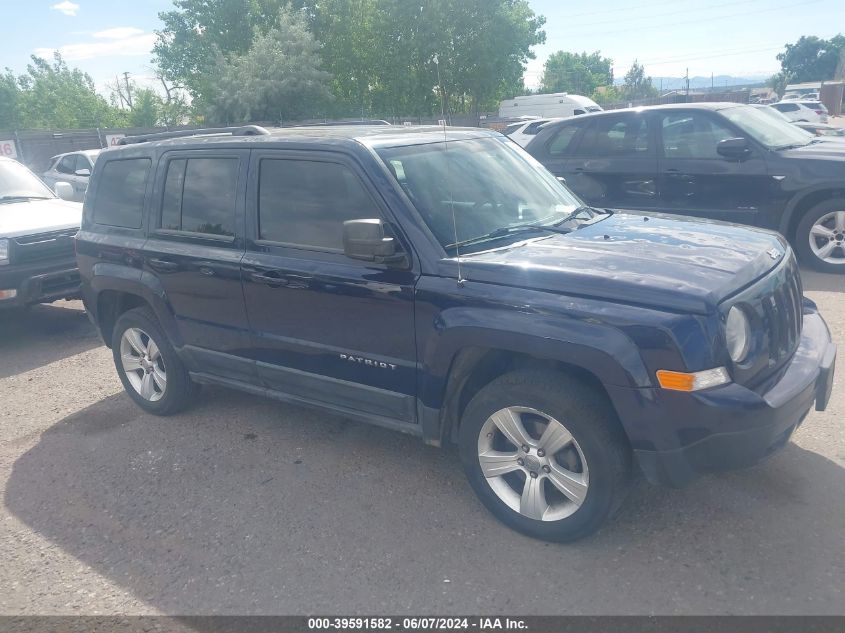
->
241;151;419;425
655;110;772;225
563;112;659;210
142;149;255;382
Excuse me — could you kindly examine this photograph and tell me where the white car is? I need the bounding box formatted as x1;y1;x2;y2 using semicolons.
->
0;157;82;309
42;149;101;202
770;101;829;124
503;118;561;147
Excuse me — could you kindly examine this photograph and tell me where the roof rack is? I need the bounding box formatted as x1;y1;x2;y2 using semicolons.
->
292;119;391;127
117;125;271;146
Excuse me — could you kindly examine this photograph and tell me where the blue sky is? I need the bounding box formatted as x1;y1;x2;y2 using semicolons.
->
2;0;844;94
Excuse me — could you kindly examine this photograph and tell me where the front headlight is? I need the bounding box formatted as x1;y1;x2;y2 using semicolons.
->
0;238;8;265
725;306;751;363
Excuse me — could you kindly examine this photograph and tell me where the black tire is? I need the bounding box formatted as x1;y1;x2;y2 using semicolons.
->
111;306;197;415
459;369;631;542
795;198;845;273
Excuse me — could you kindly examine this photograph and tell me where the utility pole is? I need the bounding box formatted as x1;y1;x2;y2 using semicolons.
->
123;72;133;109
711;72;714;92
685;68;690;101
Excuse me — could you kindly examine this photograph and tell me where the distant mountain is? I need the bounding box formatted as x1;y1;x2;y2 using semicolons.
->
614;74;769;90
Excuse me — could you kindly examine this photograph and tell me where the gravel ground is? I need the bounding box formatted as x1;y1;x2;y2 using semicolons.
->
0;270;843;616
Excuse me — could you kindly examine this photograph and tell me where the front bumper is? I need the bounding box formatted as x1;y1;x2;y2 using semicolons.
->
608;306;836;487
0;257;80;309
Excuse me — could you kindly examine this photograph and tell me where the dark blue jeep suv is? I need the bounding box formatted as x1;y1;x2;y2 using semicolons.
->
76;125;836;541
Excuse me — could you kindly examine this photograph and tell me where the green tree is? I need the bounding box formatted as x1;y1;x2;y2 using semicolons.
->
767;71;788;98
436;0;546;115
206;6;332;123
622;60;657;101
777;34;845;82
591;85;623;105
154;0;546;119
0;69;23;130
540;51;612;95
153;0;289;105
13;53;122;129
129;88;163;127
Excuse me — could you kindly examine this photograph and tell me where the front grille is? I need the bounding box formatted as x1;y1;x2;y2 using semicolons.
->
760;265;803;366
730;253;803;388
12;229;76;265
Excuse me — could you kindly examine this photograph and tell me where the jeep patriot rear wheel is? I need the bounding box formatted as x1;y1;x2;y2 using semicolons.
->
112;307;197;415
459;369;631;541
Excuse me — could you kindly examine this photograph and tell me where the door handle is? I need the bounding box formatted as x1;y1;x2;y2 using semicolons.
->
148;258;179;273
249;271;288;287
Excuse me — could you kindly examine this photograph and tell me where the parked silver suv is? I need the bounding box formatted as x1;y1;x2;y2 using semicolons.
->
42;150;101;201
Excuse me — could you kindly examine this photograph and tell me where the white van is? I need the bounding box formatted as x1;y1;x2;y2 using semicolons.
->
498;93;603;119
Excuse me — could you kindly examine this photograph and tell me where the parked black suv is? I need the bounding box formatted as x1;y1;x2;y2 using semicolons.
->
525;103;845;273
77;125;836;541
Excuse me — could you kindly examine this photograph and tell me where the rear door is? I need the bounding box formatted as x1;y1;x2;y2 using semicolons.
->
563;112;659;210
772;102;801;122
655;109;771;225
527;119;588;183
142;149;255;382
240;150;419;426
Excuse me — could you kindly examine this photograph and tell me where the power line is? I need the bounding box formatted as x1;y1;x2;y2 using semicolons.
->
559;0;765;29
559;0;682;19
544;0;822;40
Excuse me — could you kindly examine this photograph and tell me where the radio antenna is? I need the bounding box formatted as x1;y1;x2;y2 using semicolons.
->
435;53;464;287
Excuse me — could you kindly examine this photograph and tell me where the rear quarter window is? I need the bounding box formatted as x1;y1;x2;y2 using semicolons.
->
93;158;150;229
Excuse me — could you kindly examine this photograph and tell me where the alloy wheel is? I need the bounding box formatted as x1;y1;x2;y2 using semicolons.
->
809;211;845;265
119;327;167;402
477;406;589;521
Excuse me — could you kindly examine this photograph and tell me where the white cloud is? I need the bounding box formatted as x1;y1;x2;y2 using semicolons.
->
51;1;80;16
92;27;145;40
34;32;156;61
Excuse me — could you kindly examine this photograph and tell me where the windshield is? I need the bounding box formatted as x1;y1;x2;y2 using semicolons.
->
0;159;55;202
377;136;583;253
721;104;814;149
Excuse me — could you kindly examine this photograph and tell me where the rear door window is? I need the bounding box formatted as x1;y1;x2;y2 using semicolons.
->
547;123;584;156
93;158;150;228
576;115;652;157
56;155;76;174
160;157;239;237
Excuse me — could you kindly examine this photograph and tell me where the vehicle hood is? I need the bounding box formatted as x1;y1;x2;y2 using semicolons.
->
0;198;82;239
779;138;845;158
453;212;788;314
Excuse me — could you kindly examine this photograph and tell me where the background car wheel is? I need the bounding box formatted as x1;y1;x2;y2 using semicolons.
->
459;369;631;542
112;307;197;415
796;199;845;273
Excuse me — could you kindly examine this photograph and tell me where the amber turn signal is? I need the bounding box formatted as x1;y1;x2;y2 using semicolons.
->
656;367;730;392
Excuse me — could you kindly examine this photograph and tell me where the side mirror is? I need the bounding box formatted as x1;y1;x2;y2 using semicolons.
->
54;182;74;200
343;219;404;264
717;137;751;160
74;168;91;177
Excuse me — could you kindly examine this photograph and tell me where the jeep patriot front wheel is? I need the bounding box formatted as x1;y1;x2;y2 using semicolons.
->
459;369;631;542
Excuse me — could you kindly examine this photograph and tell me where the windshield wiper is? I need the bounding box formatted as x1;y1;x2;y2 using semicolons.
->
555;204;613;225
0;195;52;203
446;223;572;250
